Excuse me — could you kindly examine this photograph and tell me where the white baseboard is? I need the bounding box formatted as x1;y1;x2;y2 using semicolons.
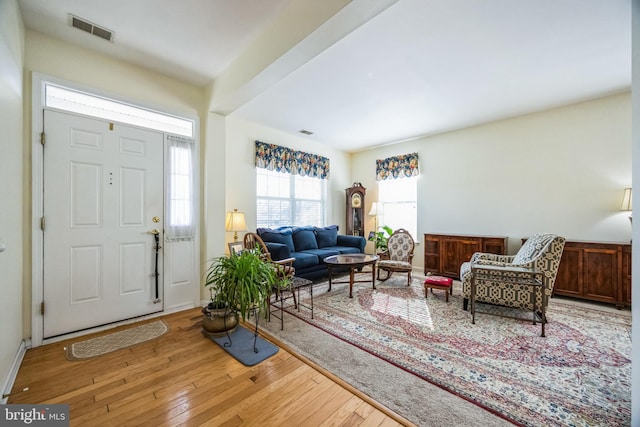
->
1;340;28;404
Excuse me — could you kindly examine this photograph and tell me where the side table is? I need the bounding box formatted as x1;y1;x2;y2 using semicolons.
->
269;276;313;330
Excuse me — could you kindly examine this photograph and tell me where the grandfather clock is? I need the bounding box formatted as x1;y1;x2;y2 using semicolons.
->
345;183;366;236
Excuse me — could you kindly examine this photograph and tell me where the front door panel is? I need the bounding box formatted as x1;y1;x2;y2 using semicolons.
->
43;109;164;338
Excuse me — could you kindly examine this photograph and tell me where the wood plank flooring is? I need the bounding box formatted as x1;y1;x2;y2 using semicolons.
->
8;308;413;426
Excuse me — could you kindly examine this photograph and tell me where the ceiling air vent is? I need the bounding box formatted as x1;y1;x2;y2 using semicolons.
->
69;14;114;42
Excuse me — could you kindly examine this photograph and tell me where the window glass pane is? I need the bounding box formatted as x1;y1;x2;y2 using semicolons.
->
256;168;326;228
378;177;417;239
257;198;291;229
381;202;417;237
294;200;323;225
257;169;289;198
295;175;322;200
45;84;193;137
168;145;192;227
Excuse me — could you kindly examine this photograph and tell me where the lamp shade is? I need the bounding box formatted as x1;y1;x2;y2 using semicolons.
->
621;188;632;211
369;202;378;216
225;209;247;231
225;209;247;242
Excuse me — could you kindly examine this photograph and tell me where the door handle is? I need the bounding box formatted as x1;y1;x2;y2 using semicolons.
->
149;229;159;235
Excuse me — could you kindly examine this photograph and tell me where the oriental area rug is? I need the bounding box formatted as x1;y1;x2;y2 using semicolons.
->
269;274;631;427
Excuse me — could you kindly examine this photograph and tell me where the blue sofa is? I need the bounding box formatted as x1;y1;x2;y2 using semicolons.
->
257;225;366;280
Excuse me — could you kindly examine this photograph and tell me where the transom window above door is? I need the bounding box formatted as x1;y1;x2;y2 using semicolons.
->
44;83;193;137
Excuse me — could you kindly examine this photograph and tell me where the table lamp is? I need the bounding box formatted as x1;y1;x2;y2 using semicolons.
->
225;209;247;242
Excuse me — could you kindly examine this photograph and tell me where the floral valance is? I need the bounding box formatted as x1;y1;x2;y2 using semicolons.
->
376;152;419;181
255;140;330;179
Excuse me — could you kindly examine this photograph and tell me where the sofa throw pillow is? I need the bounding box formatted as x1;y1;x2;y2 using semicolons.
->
256;227;295;252
292;227;319;251
315;225;338;248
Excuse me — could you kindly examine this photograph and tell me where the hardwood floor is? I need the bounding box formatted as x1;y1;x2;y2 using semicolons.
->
8;308;412;426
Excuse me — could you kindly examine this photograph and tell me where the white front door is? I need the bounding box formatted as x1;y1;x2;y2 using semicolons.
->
43;109;164;338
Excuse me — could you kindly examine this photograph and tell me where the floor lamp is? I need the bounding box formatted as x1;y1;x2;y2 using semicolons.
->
621;188;632;224
369;202;382;252
621;188;632;243
369;202;379;232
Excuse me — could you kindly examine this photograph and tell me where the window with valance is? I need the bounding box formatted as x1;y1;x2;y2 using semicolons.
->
376;152;419;181
255;140;330;179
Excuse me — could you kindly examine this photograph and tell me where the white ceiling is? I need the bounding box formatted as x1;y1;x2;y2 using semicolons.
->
19;0;631;152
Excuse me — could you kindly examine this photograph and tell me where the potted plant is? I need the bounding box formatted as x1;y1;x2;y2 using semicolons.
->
202;248;277;337
370;225;393;254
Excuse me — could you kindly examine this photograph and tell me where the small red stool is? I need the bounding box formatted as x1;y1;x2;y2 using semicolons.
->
424;275;453;302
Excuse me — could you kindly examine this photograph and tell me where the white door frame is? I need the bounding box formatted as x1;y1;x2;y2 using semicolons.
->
30;73;201;346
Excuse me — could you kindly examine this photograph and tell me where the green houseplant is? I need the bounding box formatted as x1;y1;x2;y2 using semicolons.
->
202;248;277;336
370;225;393;253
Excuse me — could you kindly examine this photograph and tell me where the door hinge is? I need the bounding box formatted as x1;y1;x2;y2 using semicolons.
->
40;302;45;316
40;216;45;231
40;132;45;145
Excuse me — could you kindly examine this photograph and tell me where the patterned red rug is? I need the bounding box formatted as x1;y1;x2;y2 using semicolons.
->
285;275;631;426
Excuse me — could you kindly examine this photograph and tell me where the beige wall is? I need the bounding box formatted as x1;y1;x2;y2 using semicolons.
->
197;114;353;300
224;115;352;241
25;30;205;118
203;112;227;272
0;0;24;394
352;92;632;267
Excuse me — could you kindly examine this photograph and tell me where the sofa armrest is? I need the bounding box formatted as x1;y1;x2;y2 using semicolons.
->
336;235;366;252
265;242;292;261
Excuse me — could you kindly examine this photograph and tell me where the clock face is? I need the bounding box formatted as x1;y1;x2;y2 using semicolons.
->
351;193;362;208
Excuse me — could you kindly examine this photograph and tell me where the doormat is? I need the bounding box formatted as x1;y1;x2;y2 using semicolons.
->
209;326;279;366
66;320;168;360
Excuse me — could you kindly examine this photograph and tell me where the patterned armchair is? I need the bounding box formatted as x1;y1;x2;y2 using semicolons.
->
459;233;566;314
377;228;415;285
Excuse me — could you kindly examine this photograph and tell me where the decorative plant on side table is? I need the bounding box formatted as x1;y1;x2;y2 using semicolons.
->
202;248;277;347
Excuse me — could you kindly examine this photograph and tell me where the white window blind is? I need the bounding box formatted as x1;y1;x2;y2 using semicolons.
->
256;168;326;228
378;176;417;239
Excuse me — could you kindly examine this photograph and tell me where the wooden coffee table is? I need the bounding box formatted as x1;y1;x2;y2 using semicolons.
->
325;254;379;298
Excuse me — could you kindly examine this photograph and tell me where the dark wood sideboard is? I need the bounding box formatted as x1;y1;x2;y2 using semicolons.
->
423;233;508;279
553;240;631;309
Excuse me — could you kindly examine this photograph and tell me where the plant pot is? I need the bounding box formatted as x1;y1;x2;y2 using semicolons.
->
201;304;238;337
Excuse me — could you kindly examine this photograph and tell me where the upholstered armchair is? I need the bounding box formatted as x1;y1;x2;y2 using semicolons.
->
459;233;566;315
377;228;415;285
